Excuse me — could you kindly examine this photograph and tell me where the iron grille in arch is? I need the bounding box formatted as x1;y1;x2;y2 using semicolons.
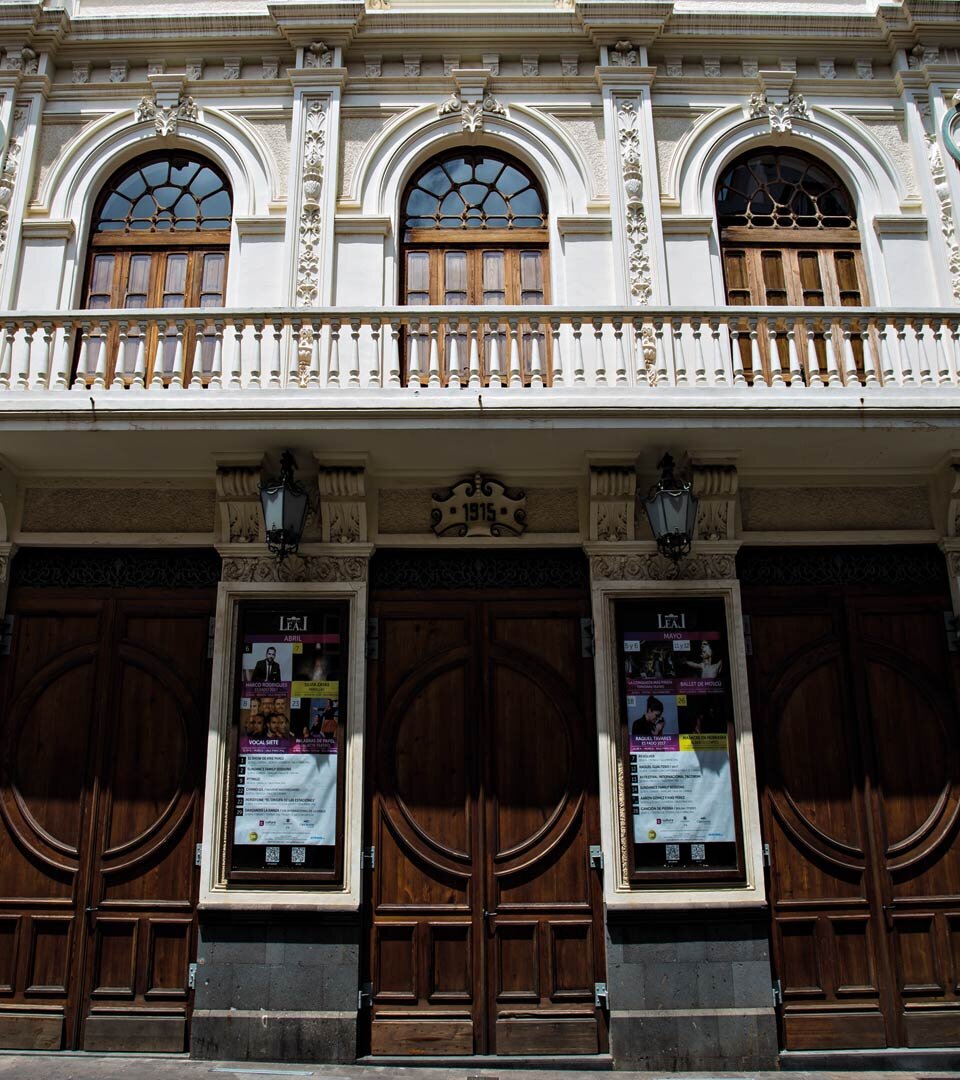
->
371;549;588;591
736;546;948;590
10;548;222;589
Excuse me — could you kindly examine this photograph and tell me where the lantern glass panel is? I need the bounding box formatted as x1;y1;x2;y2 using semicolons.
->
260;485;285;535
283;488;309;538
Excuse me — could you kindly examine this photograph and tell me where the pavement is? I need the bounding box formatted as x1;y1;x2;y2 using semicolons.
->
0;1058;956;1080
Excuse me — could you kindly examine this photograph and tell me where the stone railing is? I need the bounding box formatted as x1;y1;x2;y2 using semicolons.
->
0;306;958;394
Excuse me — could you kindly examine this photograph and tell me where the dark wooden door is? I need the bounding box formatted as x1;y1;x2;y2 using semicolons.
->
364;597;606;1056
744;587;960;1051
0;590;213;1052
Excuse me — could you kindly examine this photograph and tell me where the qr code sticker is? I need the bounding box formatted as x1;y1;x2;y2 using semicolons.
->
666;844;680;863
291;846;306;865
691;843;706;861
265;846;280;865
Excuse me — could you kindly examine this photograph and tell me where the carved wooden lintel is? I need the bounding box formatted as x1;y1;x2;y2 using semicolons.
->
221;553;368;584
431;473;526;537
589;464;637;542
589;547;738;582
215;459;264;545
317;464;367;544
691;458;739;541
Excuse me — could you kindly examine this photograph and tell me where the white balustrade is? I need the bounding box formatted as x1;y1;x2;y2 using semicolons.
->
0;306;957;396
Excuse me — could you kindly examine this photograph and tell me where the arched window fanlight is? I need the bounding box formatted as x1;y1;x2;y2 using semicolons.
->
93;153;232;234
403;150;546;233
716;148;857;232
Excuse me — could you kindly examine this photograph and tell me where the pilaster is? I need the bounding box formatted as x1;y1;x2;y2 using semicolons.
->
589;461;637;542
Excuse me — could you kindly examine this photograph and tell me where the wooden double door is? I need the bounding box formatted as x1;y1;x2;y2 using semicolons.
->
745;584;960;1050
364;596;607;1056
0;588;213;1051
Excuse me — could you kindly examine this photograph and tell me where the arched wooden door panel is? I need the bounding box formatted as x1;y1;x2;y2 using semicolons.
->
365;597;606;1058
0;590;213;1053
745;587;960;1052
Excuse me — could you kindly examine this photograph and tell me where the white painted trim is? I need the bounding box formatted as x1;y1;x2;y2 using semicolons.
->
872;214;929;237
334;214;392;236
234;216;287;237
589;567;766;911
199;575;368;912
555;215;612;236
660;215;714;237
20;220;76;240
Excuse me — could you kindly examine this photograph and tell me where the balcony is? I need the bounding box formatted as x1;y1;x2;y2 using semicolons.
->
0;306;958;402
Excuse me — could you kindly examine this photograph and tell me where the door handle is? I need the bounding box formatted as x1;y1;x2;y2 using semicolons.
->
84;905;98;928
482;909;496;936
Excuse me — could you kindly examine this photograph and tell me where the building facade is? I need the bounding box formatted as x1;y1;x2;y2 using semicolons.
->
0;0;959;1069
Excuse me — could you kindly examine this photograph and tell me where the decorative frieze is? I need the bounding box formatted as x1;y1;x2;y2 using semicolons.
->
295;98;328;306
221;555;368;583
262;57;280;80
521;55;540;77
317;466;367;544
560;55;579;76
364;55;382;78
702;56;721;78
590;551;737;582
589;465;637;542
186;59;205;81
664;56;683;77
403;54;421;77
136;93;198;136
616;100;652;305
818;58;836;80
216;463;264;545
483;54;500;76
855;58;874;80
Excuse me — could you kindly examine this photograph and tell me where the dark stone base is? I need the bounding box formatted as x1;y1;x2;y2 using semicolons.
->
605;908;779;1070
189;912;360;1064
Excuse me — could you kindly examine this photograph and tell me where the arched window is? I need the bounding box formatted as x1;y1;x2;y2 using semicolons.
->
400;149;549;386
81;151;233;386
716;148;868;383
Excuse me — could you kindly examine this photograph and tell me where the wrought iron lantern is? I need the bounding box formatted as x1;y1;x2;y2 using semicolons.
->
641;453;699;563
259;451;309;562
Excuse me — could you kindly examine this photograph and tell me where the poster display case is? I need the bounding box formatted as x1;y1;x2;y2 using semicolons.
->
616;595;745;883
226;600;349;884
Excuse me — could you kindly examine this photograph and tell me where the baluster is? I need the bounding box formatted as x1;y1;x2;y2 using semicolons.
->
32;321;54;391
894;318;913;386
613;317;627;386
368;318;382;389
190;320;206;389
633;318;648;387
110;321;128;389
52;322;73;391
349;318;362;388
249;319;264;389
227;319;244;390
592;317;607;386
447;318;461;389
571;318;584;384
149;320;167;389
785;324;803;387
550;315;564;386
861;321;879;387
288;320;303;389
468;318;481;389
823;318;842;388
406;318;421;388
653;317;668;387
529;317;543;389
803;322;823;388
13;322;33;391
950;318;960;384
767;318;785;387
672;317;687;386
913;317;934;385
265;320;281;389
840;318;860;388
130;320;148;390
85;320;108;391
0;321;14;390
933;318;952;385
747;317;763;387
877;320;895;386
487;317;502;389
306;321;322;389
729;320;746;387
508;317;522;388
208;320;224;391
72;322;90;390
427;318;441;388
709;317;725;385
327;319;341;388
385;319;401;388
168;320;186;390
691;317;707;385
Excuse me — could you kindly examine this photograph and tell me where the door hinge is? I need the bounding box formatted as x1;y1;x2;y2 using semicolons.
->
0;615;14;656
365;617;379;659
361;845;375;870
589;845;604;871
580;617;595;658
945;611;959;652
594;981;609;1010
207;617;216;659
195;843;203;867
358;982;373;1009
772;978;782;1007
762;842;771;868
188;962;198;990
743;614;753;657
